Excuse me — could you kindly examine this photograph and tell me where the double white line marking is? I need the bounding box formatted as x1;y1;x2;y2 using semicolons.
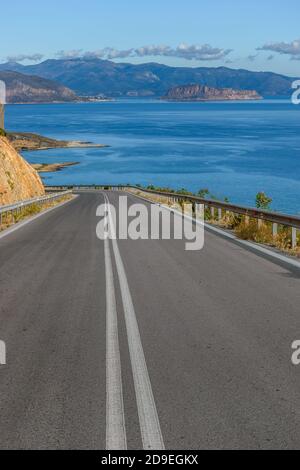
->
104;194;165;450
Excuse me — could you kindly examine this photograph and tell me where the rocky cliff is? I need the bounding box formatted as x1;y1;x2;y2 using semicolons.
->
0;136;45;205
163;84;262;101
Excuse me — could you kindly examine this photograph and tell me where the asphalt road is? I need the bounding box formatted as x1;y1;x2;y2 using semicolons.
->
0;191;300;450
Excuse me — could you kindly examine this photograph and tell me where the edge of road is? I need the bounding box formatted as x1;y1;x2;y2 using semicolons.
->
1;188;299;272
126;191;300;272
0;195;79;242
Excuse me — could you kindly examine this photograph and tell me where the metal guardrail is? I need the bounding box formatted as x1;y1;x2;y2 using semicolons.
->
0;191;72;220
45;185;300;248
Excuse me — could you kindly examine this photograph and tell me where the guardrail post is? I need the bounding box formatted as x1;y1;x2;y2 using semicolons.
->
292;227;297;249
192;202;196;218
272;223;278;238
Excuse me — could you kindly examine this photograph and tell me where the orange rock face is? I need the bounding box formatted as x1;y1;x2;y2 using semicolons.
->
0;136;45;206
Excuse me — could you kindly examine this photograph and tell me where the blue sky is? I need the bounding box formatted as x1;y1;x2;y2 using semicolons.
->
1;0;300;76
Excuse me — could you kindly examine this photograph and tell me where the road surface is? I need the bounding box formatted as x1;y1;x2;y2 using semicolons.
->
0;191;300;450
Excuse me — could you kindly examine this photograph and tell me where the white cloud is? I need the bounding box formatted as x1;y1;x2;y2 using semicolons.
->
6;53;44;62
247;54;258;62
55;50;83;59
257;39;300;60
56;43;233;62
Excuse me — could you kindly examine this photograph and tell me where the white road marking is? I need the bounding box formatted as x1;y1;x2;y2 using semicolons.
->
104;194;165;450
104;198;127;450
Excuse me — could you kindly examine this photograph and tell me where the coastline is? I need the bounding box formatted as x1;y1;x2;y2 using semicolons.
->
161;96;264;102
6;131;109;152
25;141;109;152
31;162;79;173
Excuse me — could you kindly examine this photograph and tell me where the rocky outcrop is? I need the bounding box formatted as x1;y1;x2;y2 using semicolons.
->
0;71;79;103
163;84;262;101
6;131;108;152
0;136;44;205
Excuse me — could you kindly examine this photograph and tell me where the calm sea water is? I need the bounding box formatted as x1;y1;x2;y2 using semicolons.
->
5;99;300;215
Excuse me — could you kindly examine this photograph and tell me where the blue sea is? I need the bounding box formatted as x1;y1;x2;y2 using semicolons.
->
5;99;300;215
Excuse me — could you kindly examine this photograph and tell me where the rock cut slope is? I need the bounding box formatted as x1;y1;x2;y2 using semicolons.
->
0;136;45;205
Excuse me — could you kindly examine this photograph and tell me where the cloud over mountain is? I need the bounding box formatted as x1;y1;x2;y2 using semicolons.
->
257;39;300;60
247;54;258;62
56;43;233;62
6;53;44;63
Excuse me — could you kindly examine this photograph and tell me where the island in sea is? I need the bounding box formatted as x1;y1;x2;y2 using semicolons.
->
162;84;262;101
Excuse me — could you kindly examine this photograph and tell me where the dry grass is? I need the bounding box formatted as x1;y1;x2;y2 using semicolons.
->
0;195;73;232
128;188;175;207
126;189;300;258
235;219;300;257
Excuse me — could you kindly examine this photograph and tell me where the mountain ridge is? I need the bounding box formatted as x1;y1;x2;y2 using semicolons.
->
0;58;296;98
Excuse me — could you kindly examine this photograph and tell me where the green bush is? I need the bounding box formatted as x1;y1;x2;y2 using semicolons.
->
198;189;209;198
256;192;272;210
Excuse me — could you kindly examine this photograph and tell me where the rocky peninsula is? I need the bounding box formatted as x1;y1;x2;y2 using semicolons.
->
6;131;108;152
31;161;79;173
2;131;108;174
162;84;262;101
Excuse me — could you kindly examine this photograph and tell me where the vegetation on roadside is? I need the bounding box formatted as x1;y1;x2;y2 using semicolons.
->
129;185;299;257
235;219;299;254
0;194;73;233
255;192;273;210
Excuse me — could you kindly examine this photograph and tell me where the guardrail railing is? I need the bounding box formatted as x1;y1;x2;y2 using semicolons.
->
0;190;72;223
45;185;300;249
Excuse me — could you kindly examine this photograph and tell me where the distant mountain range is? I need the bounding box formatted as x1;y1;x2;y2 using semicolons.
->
0;59;296;98
0;71;78;103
